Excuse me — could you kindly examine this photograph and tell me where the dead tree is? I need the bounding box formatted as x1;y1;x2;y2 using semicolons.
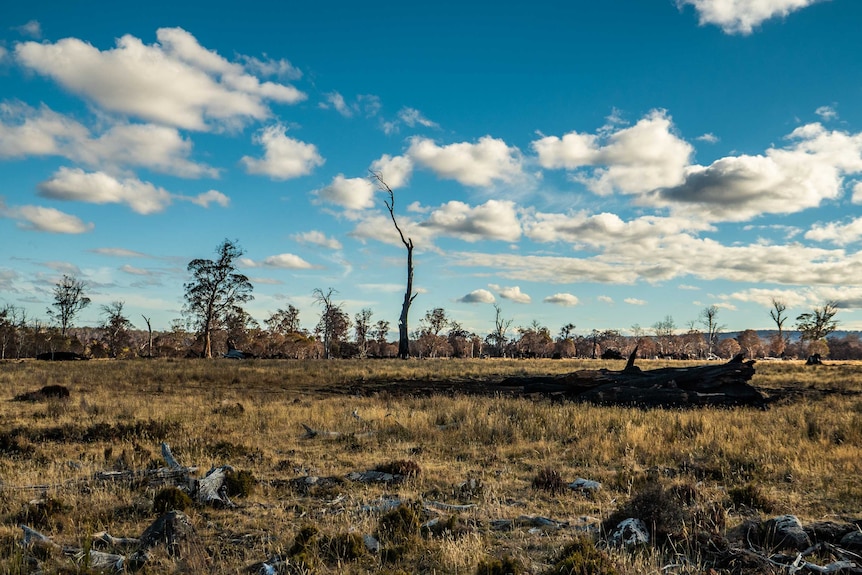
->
372;172;416;359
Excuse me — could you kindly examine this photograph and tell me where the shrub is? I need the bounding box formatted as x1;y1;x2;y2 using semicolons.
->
728;483;775;512
476;555;522;575
378;504;422;544
375;459;421;478
320;532;366;562
153;487;193;513
602;482;690;543
532;467;566;495
224;469;255;498
542;536;619;575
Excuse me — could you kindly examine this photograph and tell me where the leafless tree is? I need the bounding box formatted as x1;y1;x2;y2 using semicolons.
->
141;315;153;358
486;304;513;357
699;305;724;356
183;239;254;358
48;274;91;336
372;172;416;359
313;287;349;359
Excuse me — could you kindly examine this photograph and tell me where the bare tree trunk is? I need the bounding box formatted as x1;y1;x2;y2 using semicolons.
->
372;173;416;360
142;315;153;358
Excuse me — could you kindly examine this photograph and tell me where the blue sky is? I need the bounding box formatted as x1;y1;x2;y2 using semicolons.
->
2;0;862;337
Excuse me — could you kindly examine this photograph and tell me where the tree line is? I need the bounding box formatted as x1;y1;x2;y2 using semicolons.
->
0;240;853;361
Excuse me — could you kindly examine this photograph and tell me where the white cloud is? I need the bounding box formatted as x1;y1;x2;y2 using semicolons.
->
544;293;579;306
120;264;154;276
0;200;93;234
624;298;647;306
241;254;315;269
422;200;522;242
14;20;42;38
597;295;614;304
293;230;342;250
398;107;438;128
853;182;862;204
0;104;218;177
659;123;862;221
677;0;822;35
525;211;711;248
815;105;838;121
697;133;719;143
38;168;172;214
457;289;496;304
0;47;7;62
323;91;353;117
240;55;302;80
185;190;230;208
805;217;862;246
370;154;414;189
241;124;324;179
15;27;305;131
92;247;148;258
532;110;693;195
408;136;523;187
491;284;532;304
314;175;377;210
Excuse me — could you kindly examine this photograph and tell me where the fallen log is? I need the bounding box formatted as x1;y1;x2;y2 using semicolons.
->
505;350;765;408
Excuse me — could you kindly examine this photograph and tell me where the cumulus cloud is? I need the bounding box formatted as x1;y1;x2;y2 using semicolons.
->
597;295;614;303
15;27;305;131
38;168;172;214
532;110;693;195
658;123;862;221
853;182;862;204
241;254;315;269
525;211;711;248
544;293;579;306
240;55;302;80
0;199;93;233
241;124;324;179
185;190;230;208
422;200;521;242
677;0;822;35
457;289;496;304
314;175;377;210
293;230;343;250
491;284;532;304
408;136;523;187
697;133;719;143
0;104;218;177
624;298;647;306
805;217;862;246
370;154;414;189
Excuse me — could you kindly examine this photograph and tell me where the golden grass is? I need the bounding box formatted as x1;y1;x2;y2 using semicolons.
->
0;358;860;574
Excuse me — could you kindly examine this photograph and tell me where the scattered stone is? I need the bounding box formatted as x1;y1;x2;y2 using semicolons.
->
568;478;602;493
840;530;862;551
609;518;650;547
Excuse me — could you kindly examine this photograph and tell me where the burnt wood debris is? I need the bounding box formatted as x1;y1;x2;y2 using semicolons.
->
501;349;765;408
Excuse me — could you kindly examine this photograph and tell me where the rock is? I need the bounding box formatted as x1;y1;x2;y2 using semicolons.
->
763;515;811;551
840;530;862;551
568;478;602;492
804;520;857;544
609;518;650;547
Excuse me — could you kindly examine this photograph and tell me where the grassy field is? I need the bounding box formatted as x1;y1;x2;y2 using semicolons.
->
0;358;860;574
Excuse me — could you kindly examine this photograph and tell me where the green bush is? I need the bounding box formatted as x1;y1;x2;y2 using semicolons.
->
153;487;193;513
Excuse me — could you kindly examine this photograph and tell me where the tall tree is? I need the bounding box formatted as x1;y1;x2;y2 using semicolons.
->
313;287;350;359
141;315;154;358
48;274;91;336
354;308;373;359
486;304;513;357
265;305;302;335
100;301;133;358
699;305;724;356
796;301;839;349
768;298;788;356
373;173;416;359
183;239;254;358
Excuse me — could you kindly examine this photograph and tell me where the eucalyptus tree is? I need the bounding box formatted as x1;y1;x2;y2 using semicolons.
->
48;274;91;336
183;239;254;358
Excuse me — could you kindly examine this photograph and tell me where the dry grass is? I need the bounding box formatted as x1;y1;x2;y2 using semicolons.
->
0;358;860;574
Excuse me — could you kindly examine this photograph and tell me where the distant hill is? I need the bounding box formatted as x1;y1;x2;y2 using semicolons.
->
720;329;862;342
